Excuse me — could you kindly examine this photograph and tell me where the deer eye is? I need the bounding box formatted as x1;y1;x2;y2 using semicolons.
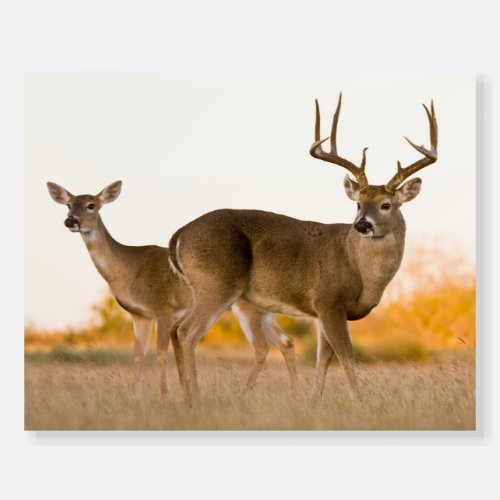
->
66;204;71;209
87;203;95;210
381;202;391;210
356;203;361;210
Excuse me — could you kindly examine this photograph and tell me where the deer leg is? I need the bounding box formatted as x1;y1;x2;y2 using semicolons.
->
169;319;186;390
266;323;299;396
156;312;173;402
232;301;298;394
317;310;359;399
232;302;269;391
311;327;334;400
258;315;299;395
177;294;239;405
131;315;153;394
232;302;268;391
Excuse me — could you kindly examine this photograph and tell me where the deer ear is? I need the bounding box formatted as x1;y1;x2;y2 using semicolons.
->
344;175;360;201
396;178;422;203
97;181;122;204
47;182;73;205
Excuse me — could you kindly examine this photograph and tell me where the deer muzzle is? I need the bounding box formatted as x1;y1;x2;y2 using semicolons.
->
64;215;79;228
354;216;373;235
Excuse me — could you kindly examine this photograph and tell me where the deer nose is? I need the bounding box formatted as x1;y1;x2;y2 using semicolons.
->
354;216;373;234
64;215;78;228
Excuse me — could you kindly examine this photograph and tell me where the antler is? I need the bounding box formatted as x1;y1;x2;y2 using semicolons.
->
385;100;438;192
309;93;369;189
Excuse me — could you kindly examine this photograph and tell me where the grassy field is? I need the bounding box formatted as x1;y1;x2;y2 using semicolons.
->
25;349;475;431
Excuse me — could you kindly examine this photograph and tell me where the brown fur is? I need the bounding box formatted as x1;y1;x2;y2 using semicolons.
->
168;97;437;405
47;181;299;400
168;198;408;403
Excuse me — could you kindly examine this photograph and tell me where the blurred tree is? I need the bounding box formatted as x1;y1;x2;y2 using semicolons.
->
91;294;133;344
25;241;476;362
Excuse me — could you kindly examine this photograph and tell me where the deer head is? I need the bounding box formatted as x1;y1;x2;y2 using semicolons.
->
310;94;438;238
47;181;122;234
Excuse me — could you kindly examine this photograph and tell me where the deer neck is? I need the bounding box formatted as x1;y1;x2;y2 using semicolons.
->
348;211;406;308
80;216;124;284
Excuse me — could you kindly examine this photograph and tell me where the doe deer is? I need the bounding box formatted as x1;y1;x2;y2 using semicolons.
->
168;94;438;404
47;181;299;400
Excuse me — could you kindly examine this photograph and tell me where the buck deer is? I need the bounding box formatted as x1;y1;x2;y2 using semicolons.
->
47;181;299;400
168;94;438;404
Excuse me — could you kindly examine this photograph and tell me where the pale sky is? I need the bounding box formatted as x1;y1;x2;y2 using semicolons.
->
25;71;475;330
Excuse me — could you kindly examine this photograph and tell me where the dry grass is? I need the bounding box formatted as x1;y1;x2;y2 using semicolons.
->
25;350;475;431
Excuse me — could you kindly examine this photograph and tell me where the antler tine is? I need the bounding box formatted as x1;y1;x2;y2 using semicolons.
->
360;147;368;170
329;92;342;155
309;99;330;156
314;98;321;143
385;100;438;192
309;93;369;189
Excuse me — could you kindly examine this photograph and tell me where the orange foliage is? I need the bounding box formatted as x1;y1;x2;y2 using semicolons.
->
348;240;475;360
25;240;475;362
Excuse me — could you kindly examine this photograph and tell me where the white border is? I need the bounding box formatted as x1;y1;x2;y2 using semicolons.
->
1;1;498;499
